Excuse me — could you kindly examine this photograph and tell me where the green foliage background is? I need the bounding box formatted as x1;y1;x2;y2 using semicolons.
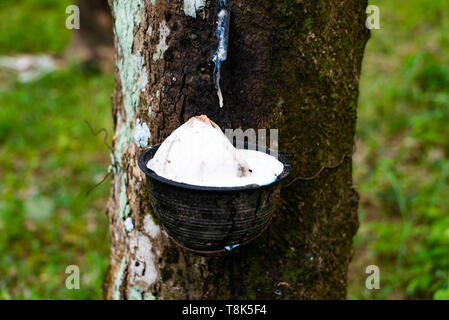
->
0;0;447;299
349;0;449;300
0;0;112;299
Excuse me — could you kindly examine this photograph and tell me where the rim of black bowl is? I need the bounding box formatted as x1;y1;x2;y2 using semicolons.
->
138;143;291;192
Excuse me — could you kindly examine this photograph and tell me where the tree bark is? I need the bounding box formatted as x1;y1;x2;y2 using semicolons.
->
104;0;369;300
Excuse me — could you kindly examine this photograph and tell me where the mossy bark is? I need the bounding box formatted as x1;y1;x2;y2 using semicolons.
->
104;0;370;299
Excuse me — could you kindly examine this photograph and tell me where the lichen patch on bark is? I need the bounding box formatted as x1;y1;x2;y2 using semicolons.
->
153;21;170;61
183;0;206;18
143;214;160;238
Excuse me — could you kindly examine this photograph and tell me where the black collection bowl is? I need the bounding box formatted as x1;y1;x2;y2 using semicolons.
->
138;143;291;254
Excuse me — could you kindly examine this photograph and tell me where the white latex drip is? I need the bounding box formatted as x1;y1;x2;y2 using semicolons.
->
212;2;230;108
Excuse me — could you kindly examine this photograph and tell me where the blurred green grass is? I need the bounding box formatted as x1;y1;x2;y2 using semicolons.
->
0;0;72;54
0;0;448;300
0;1;113;299
349;0;449;300
0;68;113;299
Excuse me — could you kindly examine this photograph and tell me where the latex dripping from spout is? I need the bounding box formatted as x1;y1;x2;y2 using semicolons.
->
212;0;230;108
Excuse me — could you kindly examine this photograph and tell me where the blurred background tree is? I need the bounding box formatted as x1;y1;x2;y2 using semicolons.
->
348;0;449;300
0;0;448;300
65;0;113;71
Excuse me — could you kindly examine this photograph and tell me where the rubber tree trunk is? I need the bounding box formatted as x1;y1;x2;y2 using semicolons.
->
104;0;370;300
